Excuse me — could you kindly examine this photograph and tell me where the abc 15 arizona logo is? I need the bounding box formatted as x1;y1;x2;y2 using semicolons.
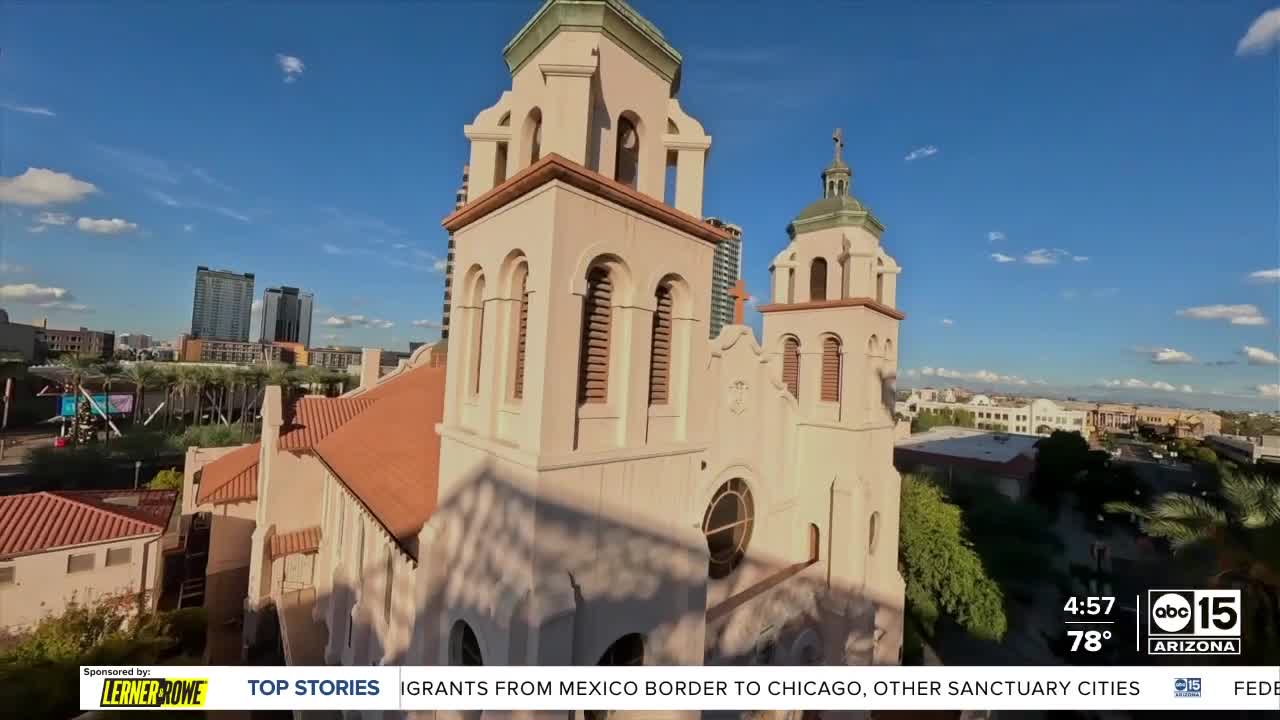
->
100;677;208;708
1147;589;1242;655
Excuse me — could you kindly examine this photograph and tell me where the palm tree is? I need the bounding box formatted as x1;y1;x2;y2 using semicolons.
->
267;363;298;403
122;362;160;426
98;362;122;452
1105;470;1280;662
240;365;268;440
55;353;100;447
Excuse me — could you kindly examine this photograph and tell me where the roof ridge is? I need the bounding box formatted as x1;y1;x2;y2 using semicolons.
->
47;489;170;530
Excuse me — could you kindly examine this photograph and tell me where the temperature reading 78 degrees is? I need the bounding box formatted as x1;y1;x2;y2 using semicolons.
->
1068;629;1111;652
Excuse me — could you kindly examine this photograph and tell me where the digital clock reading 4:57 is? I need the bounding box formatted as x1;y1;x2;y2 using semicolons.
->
1063;597;1115;616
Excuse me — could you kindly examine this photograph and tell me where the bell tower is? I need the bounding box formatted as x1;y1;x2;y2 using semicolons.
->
759;130;904;426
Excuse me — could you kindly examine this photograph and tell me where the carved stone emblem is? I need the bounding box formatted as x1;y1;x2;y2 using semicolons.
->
728;379;749;415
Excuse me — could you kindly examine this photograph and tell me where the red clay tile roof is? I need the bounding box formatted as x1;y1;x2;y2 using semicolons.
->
279;397;376;451
269;526;322;560
196;443;261;505
313;365;445;544
0;490;177;558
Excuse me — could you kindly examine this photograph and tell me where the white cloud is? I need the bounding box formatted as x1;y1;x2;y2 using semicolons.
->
411;319;443;329
432;259;448;273
1072;255;1089;262
919;366;1031;385
182;224;195;233
901;143;942;160
36;211;71;225
1176;304;1267;326
1243;345;1280;366
0;283;72;303
1248;268;1280;282
0;103;56;117
904;145;938;162
990;253;1016;263
1102;377;1182;392
1258;384;1280;398
391;243;408;250
0;263;27;273
38;300;92;313
276;54;305;83
1143;347;1196;364
1180;385;1194;393
1023;248;1070;265
215;206;251;223
941;318;954;327
147;189;180;207
987;231;1005;242
76;217;138;234
26;225;46;234
0;168;98;206
323;314;393;329
1237;8;1280;55
190;167;234;192
903;368;919;377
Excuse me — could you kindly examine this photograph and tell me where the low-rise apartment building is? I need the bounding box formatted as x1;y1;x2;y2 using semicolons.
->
1087;403;1221;438
41;325;116;360
307;347;362;371
179;336;294;365
1204;434;1280;465
0;489;177;631
898;391;1089;436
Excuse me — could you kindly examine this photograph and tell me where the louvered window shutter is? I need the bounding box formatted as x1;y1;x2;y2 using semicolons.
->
578;267;612;404
821;336;841;402
513;277;529;399
783;337;800;398
649;284;673;405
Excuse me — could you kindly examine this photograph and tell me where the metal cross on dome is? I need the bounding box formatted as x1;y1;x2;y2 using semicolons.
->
833;128;844;163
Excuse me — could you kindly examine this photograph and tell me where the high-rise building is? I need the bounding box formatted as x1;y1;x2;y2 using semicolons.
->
118;333;153;350
259;286;314;348
191;266;254;341
704;217;744;338
440;164;469;340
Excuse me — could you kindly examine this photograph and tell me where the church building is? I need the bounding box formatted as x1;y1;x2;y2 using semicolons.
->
182;0;907;716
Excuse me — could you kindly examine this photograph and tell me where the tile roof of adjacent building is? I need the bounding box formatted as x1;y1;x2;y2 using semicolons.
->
312;365;446;545
278;397;376;450
196;443;261;505
0;490;177;558
269;526;322;560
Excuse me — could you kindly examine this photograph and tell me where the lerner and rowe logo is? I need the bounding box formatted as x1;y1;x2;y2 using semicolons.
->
100;677;208;708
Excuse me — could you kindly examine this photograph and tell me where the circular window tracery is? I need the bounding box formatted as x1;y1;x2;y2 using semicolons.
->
703;478;754;579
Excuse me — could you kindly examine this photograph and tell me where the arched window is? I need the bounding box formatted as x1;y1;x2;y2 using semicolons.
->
597;633;644;666
469;274;486;397
512;270;529;400
448;620;483;666
875;258;885;303
808;524;820;563
787;267;796;303
703;478;754;579
525;108;543;166
493;142;508;187
782;336;801;399
615;114;640;189
868;511;880;555
810;258;828;301
577;266;613;404
648;281;673;405
820;336;841;402
883;338;894;360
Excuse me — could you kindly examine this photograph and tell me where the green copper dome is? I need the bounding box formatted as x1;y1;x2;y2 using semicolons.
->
788;128;884;239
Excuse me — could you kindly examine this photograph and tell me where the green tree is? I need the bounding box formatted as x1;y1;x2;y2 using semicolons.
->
148;467;183;490
55;352;100;447
99;362;123;453
122;362;161;425
1031;430;1108;511
1105;469;1280;663
911;408;976;433
899;474;1007;642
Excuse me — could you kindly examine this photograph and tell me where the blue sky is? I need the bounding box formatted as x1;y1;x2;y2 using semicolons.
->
1;1;1277;410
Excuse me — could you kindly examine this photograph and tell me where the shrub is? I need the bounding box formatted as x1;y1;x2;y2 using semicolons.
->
148;468;183;491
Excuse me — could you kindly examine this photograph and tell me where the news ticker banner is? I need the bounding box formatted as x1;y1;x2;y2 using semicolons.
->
81;665;1280;712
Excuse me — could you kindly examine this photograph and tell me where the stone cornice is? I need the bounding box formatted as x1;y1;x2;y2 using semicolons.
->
539;62;598;79
662;133;712;151
443;153;731;246
756;297;906;321
463;126;513;143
